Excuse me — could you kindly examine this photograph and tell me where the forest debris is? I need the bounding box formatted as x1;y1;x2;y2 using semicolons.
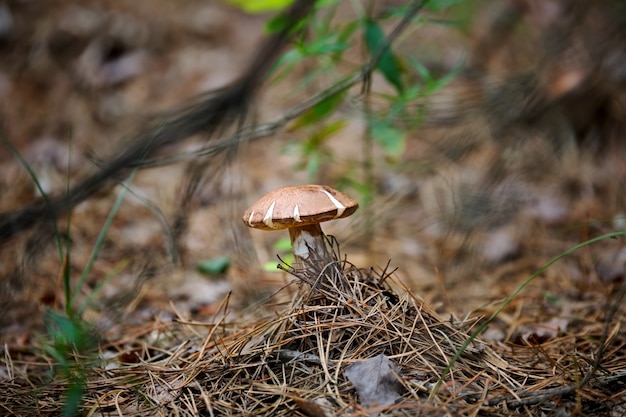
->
345;353;403;416
293;396;336;417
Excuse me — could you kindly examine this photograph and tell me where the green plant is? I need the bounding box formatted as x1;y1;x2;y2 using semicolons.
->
1;131;135;416
264;236;295;271
260;0;462;202
41;310;94;416
197;255;231;276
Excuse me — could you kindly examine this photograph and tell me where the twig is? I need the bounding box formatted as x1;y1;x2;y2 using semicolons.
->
0;0;428;244
135;0;428;171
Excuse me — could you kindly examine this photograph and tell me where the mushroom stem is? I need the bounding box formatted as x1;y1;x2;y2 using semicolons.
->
288;224;331;267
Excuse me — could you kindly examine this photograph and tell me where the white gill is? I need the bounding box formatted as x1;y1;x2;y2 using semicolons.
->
263;200;276;228
320;189;346;217
293;204;302;222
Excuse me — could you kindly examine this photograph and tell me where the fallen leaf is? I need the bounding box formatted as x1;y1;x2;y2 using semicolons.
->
344;354;403;416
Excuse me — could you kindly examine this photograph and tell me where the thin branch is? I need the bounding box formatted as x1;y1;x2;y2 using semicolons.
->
133;0;428;170
0;0;317;243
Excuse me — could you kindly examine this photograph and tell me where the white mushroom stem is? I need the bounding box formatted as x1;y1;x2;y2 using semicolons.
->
288;223;331;267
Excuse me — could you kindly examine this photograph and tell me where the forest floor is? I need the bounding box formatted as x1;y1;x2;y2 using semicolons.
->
0;1;625;415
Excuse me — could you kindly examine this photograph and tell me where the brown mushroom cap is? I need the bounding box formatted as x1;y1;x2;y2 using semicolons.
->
243;185;358;231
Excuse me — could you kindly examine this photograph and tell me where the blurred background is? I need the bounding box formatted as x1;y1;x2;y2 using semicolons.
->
0;0;625;344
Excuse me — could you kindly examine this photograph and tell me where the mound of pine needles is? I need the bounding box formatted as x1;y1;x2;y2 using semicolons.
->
1;241;625;416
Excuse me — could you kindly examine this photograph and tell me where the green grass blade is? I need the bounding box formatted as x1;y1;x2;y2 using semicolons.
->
77;258;130;317
71;170;138;303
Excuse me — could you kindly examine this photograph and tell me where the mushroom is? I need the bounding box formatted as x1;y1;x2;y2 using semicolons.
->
243;185;358;267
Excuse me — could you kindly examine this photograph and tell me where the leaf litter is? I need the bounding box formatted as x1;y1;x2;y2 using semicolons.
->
2;238;625;416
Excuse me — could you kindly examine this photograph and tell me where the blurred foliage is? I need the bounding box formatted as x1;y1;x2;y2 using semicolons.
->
220;0;295;13
265;0;461;200
197;255;231;276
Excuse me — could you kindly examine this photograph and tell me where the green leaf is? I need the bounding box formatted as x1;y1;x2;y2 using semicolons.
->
273;237;293;252
275;49;304;68
410;58;433;83
337;20;360;45
542;291;561;305
263;254;295;271
304;36;350;56
267;48;304;82
409;57;461;94
197;256;231;276
310;119;348;142
425;0;464;12
223;0;294;14
266;12;302;34
263;261;278;271
63;381;85;417
290;91;345;130
371;120;406;159
429;63;462;91
306;152;321;180
364;19;404;93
